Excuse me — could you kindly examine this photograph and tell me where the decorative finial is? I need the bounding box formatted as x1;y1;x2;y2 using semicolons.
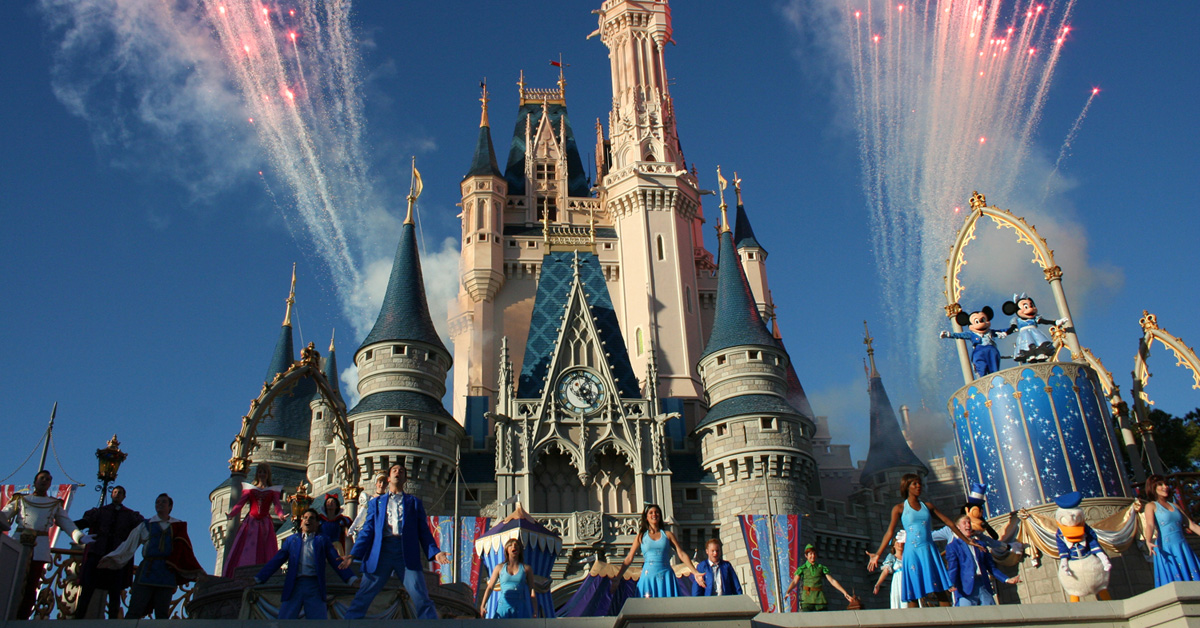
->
405;157;423;226
329;328;336;352
716;166;730;233
1140;310;1159;333
517;69;526;98
863;320;878;378
283;263;297;327
555;53;567;96
969;191;987;211
733;172;743;206
572;250;582;282
479;79;490;128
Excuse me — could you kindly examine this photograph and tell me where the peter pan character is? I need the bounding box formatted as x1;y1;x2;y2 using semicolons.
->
784;544;852;611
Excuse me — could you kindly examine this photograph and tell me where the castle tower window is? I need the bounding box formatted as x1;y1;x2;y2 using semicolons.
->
435;422;446;435
385;415;404;429
635;328;644;356
748;350;761;361
684;488;700;502
656;235;665;261
535;162;557;183
363;349;373;361
476;199;486;231
760;417;777;431
273;441;286;451
393;345;406;356
685;286;693;313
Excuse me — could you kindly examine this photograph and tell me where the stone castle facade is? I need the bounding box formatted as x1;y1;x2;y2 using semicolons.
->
208;0;967;606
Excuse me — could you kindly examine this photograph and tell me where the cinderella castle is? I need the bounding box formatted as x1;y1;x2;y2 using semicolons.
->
208;0;968;606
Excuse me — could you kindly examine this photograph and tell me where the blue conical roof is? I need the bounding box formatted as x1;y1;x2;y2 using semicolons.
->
323;337;341;398
701;230;777;359
256;323;317;442
359;222;447;356
465;123;502;179
859;374;927;480
733;203;765;253
503;102;589;198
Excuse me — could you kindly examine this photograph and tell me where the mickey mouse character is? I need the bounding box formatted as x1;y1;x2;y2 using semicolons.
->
1002;293;1069;363
939;306;1007;377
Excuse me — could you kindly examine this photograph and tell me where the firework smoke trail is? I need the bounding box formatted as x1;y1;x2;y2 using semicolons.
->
201;0;371;323
845;0;1075;386
1045;87;1098;197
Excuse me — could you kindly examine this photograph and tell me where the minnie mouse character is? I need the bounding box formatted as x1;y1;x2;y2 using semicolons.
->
1002;294;1069;363
939;306;1007;377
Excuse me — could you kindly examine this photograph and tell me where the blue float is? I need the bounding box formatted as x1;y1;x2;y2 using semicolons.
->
949;362;1128;517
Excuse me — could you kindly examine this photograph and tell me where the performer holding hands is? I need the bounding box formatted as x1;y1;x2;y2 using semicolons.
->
611;504;704;597
479;538;538;618
1143;475;1200;586
867;473;979;607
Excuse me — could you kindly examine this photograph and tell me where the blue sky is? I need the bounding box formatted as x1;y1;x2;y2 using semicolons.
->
2;1;1197;569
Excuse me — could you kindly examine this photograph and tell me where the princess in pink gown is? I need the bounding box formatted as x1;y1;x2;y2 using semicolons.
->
222;463;286;576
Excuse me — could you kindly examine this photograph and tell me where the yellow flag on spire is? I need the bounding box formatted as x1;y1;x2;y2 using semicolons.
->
716;167;728;191
405;157;422;225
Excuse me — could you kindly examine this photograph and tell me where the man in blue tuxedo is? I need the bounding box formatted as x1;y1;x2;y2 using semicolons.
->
255;508;357;619
692;538;743;596
945;515;1021;606
342;464;449;619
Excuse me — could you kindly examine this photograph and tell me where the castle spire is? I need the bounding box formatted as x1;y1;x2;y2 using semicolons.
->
465;82;503;179
701;214;776;359
733;177;765;253
324;329;340;396
859;322;927;485
283;263;296;327
716;166;730;234
359;175;445;356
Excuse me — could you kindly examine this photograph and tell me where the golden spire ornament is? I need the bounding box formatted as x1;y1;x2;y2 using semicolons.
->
283;263;296;327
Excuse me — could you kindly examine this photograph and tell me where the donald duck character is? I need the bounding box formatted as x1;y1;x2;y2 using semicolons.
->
1054;492;1112;602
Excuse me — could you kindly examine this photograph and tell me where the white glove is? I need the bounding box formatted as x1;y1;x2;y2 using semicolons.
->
75;533;97;546
939;330;951;338
1097;553;1112;572
995;331;1008;339
1059;558;1072;576
1055;317;1071;328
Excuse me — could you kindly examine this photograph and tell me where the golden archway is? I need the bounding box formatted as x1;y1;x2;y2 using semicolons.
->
942;191;1082;384
1130;311;1200;475
224;344;361;555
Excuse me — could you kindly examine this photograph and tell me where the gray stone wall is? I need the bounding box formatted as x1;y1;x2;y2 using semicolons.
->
698;348;788;406
355;341;449;399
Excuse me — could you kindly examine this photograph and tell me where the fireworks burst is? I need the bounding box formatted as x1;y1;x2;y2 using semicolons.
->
846;0;1076;384
203;0;374;324
1045;87;1100;198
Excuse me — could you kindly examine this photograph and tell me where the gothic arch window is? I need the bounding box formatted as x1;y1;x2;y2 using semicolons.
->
493;201;501;231
476;199;486;231
567;315;596;368
685;286;693;314
656;235;665;261
635;328;644;356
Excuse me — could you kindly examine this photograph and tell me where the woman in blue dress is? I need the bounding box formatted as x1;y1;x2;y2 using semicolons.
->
479;538;537;618
318;494;352;555
1143;475;1200;587
867;474;979;607
612;504;705;597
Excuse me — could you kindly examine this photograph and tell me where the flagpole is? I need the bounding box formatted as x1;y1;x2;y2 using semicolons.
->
36;402;57;474
453;443;461;584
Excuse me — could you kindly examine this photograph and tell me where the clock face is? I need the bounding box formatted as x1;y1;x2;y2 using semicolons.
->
557;370;606;414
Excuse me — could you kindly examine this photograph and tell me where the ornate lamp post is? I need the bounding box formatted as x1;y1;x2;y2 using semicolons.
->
95;435;127;507
287;481;313;531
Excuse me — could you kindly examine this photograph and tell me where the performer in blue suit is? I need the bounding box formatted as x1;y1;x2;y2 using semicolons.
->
945;514;1019;606
692;538;743;596
342;464;449;619
255;508;357;619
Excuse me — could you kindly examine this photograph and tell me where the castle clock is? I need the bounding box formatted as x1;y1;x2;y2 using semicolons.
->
557;369;606;414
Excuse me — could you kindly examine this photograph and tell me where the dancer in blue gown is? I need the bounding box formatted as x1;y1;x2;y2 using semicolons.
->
867;474;979;607
479;538;537;618
612;504;704;598
1143;475;1200;587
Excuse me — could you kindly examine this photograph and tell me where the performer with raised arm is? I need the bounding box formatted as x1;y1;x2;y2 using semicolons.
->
479;538;538;618
691;538;743;596
223;462;286;576
341;464;449;619
611;504;704;598
0;470;93;620
866;473;979;607
254;508;357;619
73;485;144;618
98;493;205;619
872;530;905;609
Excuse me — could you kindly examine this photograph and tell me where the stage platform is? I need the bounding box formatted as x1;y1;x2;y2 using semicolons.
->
9;581;1200;628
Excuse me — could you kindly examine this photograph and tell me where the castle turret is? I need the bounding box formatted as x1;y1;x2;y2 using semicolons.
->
452;83;508;421
693;193;816;570
858;322;927;493
733;178;774;323
350;193;465;511
307;331;345;493
596;0;708;418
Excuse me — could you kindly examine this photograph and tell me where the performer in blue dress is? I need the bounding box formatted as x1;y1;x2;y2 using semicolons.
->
612;504;704;597
1143;475;1200;587
479;538;537;618
867;474;979;607
319;494;352;554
